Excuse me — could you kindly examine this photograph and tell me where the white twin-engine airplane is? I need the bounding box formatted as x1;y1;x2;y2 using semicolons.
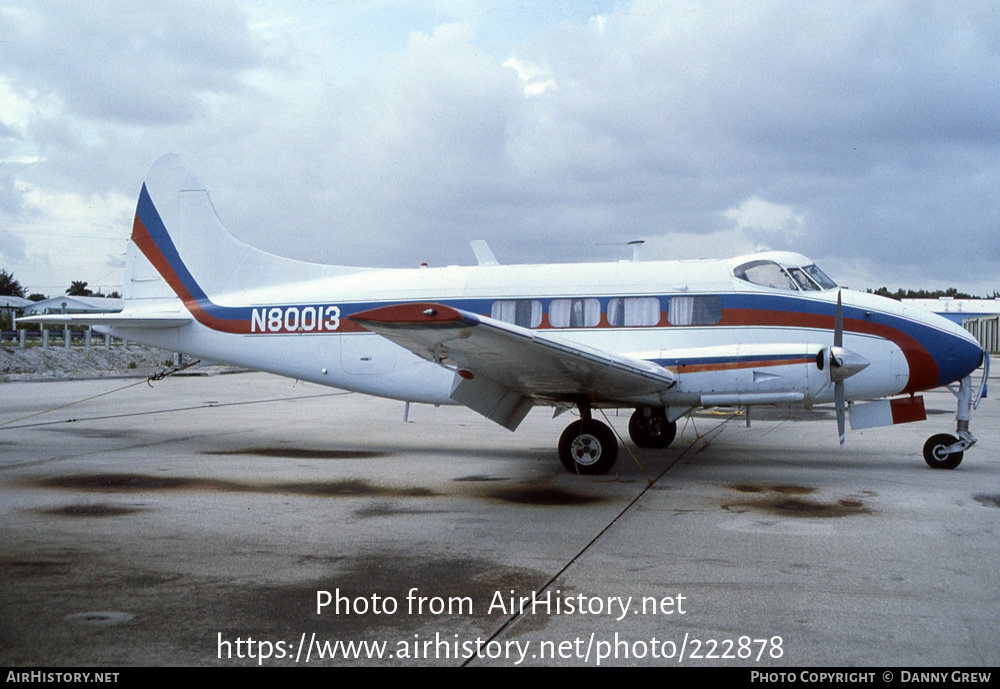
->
23;155;988;474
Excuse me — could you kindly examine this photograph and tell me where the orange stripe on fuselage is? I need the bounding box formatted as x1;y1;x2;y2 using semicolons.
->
666;357;816;374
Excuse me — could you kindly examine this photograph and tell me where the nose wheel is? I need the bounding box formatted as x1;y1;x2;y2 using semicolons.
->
922;434;964;470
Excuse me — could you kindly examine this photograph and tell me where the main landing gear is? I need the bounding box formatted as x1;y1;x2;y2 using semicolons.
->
557;406;676;475
558;419;618;475
628;408;677;448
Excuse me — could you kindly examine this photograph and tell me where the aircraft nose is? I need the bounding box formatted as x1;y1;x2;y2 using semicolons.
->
931;324;985;386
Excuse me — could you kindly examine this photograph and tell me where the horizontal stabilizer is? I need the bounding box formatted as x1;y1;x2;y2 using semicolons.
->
18;312;191;329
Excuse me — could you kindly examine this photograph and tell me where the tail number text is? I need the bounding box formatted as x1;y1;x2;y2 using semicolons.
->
251;306;341;334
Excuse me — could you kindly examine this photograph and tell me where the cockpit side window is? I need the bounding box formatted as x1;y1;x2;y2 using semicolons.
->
787;267;820;291
733;260;798;291
802;264;838;290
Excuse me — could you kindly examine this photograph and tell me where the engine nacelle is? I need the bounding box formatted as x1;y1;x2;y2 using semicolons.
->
650;343;831;406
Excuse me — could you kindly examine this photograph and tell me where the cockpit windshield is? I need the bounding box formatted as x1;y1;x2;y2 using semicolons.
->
733;259;838;291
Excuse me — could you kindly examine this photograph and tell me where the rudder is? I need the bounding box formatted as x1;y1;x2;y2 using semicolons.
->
123;154;370;310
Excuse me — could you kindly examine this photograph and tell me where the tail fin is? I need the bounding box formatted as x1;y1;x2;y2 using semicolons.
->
23;154;373;332
124;154;371;318
125;154;249;302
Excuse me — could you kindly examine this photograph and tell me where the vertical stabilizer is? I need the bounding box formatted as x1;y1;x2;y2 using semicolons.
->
124;154;371;310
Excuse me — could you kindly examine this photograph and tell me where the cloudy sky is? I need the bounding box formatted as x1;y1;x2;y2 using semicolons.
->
1;0;998;298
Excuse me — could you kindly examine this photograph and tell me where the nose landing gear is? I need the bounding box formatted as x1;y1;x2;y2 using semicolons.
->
923;433;966;470
923;375;979;470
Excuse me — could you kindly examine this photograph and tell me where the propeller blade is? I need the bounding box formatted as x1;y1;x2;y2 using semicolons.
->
834;289;843;348
835;380;846;446
834;290;845;446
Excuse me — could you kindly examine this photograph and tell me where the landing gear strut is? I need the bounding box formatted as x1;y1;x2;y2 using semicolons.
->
628;407;677;448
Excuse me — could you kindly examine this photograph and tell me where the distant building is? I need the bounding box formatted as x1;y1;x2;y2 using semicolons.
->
1;296;33;329
0;295;33;310
21;296;123;317
903;297;1000;325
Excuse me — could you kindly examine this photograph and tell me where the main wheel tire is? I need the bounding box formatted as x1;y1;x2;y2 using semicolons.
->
628;408;677;448
558;419;619;475
923;433;963;470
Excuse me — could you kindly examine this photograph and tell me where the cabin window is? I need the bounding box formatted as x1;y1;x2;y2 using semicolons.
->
607;297;661;327
549;298;601;328
733;260;798;291
666;295;721;326
491;299;542;328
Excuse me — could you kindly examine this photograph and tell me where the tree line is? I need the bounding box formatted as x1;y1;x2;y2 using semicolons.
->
865;286;1000;301
0;270;120;301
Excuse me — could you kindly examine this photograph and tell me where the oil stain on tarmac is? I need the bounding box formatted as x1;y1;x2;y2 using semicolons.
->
205;447;388;460
721;483;872;518
974;494;1000;509
35;503;146;517
27;473;602;507
27;473;435;498
482;487;602;506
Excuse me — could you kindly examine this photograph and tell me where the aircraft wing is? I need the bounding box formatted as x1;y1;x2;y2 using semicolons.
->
351;302;676;430
17;312;192;329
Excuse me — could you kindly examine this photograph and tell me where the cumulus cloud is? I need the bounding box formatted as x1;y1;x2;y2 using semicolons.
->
0;1;277;125
504;57;556;95
726;197;806;251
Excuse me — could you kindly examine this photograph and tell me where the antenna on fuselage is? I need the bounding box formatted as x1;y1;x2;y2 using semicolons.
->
628;240;644;262
596;239;645;261
470;240;500;266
